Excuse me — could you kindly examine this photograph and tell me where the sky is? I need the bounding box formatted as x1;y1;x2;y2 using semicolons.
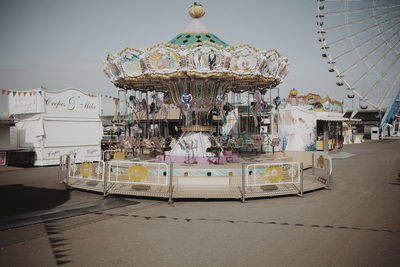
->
0;0;360;107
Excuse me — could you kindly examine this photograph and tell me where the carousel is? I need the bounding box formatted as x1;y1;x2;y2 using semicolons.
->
63;3;330;201
102;2;289;164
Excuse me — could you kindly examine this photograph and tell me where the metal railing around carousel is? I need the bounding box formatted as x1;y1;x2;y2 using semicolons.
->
311;152;333;189
105;160;173;201
241;162;304;202
65;155;106;194
60;154;321;202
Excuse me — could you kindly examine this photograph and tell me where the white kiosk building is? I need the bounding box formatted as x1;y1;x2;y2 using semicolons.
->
8;88;102;166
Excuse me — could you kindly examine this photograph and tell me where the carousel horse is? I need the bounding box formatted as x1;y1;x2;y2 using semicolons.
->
178;138;198;164
161;136;172;161
206;136;222;163
251;90;265;127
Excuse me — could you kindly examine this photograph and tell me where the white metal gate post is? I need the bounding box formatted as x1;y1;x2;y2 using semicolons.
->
168;163;174;205
311;153;315;175
103;161;108;196
325;158;331;190
241;164;246;203
65;154;71;189
299;162;304;196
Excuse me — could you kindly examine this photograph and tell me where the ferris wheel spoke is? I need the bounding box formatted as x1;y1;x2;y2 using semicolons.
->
351;40;400;88
365;55;400;99
325;7;400;31
327;15;400;47
324;3;400;16
378;73;400;108
333;21;400;61
339;31;399;74
318;0;399;110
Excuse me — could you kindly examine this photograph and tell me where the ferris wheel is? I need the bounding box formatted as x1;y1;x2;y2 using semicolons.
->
316;0;400;110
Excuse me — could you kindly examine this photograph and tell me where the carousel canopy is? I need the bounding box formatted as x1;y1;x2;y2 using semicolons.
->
103;3;289;93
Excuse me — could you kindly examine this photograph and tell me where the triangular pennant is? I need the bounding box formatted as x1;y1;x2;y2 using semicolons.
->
33;91;37;95
1;90;5;95
39;91;42;95
29;92;33;96
23;92;27;96
12;91;17;96
7;91;11;95
18;92;22;96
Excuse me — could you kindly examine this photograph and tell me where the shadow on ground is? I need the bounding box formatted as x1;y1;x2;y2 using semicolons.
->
0;184;70;216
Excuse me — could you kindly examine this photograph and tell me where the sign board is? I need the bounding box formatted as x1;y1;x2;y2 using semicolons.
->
44;89;100;117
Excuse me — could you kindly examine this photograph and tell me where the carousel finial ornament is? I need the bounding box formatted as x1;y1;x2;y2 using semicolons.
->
189;2;205;18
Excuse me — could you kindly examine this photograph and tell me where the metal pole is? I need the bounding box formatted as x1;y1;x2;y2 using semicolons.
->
103;161;108;197
323;122;329;151
241;164;246;203
65;154;71;189
299;162;304;196
325;158;331;190
168;163;174;205
146;91;149;139
58;155;62;183
312;153;315;175
247;91;250;136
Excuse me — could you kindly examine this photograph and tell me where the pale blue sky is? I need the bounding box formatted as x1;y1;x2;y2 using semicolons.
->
0;0;349;103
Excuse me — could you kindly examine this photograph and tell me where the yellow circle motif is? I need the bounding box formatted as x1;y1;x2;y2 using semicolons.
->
317;155;325;169
80;162;93;178
113;152;125;160
128;166;148;182
264;166;284;183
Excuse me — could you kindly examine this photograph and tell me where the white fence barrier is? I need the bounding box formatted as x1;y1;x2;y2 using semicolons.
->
242;162;303;202
107;161;169;186
68;158;105;182
245;162;301;187
312;152;332;188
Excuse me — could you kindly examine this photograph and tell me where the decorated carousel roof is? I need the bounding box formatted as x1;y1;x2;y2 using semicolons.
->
169;32;228;48
103;2;289;93
169;18;228;48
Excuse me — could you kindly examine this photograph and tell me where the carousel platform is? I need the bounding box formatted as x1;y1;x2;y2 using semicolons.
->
61;152;331;201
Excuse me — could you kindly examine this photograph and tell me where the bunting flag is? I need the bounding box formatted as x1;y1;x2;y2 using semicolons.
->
1;89;119;101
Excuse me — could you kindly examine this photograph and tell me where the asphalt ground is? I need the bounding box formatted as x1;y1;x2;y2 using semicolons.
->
0;139;399;266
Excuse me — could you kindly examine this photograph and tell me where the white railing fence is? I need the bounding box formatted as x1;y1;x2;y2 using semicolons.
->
312;152;332;189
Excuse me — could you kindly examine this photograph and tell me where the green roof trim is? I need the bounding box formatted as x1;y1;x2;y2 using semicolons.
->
169;32;229;47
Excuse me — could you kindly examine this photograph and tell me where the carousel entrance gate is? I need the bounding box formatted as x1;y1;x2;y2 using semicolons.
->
242;162;304;201
66;155;106;194
312;152;332;189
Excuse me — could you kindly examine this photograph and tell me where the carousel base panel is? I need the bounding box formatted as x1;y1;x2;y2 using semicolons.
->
63;163;327;200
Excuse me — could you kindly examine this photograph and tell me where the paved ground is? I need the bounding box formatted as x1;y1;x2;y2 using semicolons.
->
0;140;399;266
